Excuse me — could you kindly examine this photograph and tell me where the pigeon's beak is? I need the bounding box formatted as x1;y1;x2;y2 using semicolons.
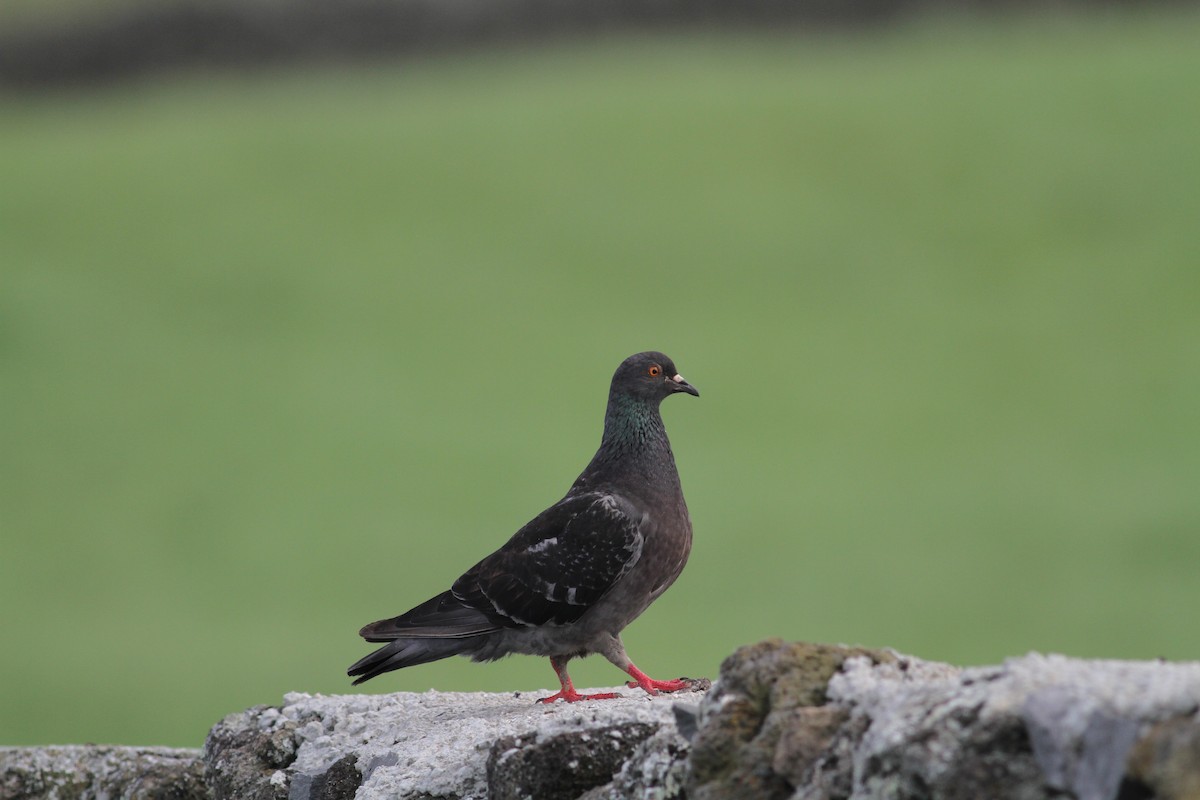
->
670;374;700;397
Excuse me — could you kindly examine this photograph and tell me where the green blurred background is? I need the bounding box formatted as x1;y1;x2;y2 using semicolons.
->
2;4;1199;749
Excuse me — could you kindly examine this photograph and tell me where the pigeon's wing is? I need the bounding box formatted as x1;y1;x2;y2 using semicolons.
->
357;590;503;641
450;492;645;628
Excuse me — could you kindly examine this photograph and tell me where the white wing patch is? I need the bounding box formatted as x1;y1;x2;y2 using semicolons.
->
526;537;558;554
525;492;646;608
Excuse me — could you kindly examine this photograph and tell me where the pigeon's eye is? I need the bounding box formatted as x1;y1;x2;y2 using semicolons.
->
648;365;662;377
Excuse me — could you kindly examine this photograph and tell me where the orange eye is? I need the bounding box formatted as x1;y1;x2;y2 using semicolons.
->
648;365;662;377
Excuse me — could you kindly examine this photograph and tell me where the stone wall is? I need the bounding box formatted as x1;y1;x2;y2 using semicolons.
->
4;640;1200;799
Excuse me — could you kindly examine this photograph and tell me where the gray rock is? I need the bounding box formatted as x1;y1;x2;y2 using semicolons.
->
577;725;692;800
204;705;298;800
203;685;703;800
487;722;657;800
685;639;1200;800
1125;713;1200;799
833;652;1200;800
9;641;1200;800
685;640;899;800
0;745;206;800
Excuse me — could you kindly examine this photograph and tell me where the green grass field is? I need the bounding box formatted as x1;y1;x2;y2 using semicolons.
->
3;8;1199;748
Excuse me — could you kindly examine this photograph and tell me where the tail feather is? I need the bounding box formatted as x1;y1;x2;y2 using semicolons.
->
348;637;474;685
357;590;501;642
348;590;503;684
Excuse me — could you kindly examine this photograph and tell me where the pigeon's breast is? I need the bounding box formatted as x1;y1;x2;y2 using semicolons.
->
639;498;693;601
590;495;693;634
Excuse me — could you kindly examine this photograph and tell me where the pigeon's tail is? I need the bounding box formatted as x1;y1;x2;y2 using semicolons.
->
348;637;477;685
348;590;501;685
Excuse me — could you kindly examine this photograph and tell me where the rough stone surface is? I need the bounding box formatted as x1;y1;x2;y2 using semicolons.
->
1124;714;1200;800
203;684;704;800
686;640;899;800
834;652;1200;800
10;642;1200;800
487;722;657;800
0;745;206;800
576;723;692;800
204;704;299;800
685;639;1200;800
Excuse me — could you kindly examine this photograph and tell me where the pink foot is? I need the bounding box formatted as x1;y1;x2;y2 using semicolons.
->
541;657;622;702
625;677;690;694
537;688;622;703
624;664;691;696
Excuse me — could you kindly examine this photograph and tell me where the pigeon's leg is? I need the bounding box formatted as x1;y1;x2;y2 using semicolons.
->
599;635;690;696
537;656;621;703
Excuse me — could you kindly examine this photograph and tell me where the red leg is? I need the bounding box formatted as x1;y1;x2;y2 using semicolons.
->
538;656;621;703
624;663;690;695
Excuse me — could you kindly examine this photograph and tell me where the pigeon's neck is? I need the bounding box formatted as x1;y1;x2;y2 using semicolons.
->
585;393;678;485
603;393;666;446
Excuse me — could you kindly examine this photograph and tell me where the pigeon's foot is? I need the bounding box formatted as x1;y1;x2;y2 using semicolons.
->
624;664;708;696
537;688;622;704
625;677;690;694
542;655;623;703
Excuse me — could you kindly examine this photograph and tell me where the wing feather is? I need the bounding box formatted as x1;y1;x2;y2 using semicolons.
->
451;492;643;627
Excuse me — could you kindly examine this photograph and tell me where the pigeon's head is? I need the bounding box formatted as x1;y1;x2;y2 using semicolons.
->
611;351;699;403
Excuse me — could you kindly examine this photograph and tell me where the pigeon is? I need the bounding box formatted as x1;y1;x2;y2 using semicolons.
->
348;351;700;702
